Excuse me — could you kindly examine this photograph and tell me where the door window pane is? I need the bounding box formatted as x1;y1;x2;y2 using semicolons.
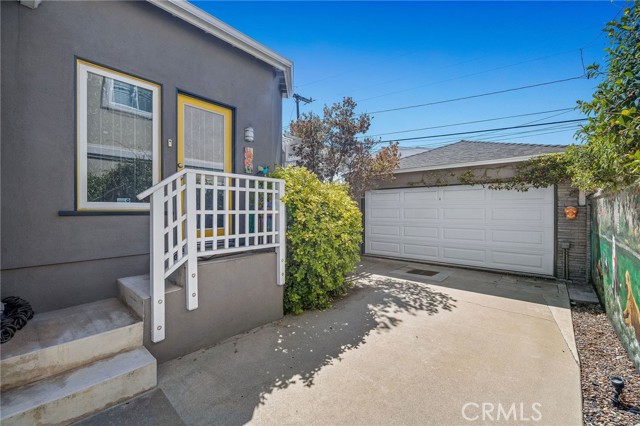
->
184;105;225;171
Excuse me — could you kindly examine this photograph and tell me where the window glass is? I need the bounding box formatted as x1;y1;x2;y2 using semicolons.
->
78;61;159;210
183;105;225;171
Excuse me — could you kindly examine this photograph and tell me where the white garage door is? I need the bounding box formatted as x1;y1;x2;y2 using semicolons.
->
365;185;555;275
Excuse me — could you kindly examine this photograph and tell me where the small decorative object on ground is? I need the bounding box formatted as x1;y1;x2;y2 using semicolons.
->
1;296;35;344
573;303;640;425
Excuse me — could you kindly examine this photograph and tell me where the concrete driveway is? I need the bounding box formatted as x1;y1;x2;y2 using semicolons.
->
153;257;582;426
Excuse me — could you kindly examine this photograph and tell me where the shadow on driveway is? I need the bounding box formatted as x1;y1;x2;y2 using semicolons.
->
158;266;457;425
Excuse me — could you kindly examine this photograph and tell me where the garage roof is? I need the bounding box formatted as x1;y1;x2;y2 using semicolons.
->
397;140;566;173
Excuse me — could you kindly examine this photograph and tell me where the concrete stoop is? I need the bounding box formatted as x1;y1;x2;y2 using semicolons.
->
0;298;157;425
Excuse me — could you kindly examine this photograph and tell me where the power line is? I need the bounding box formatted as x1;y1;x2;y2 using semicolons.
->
475;126;580;143
362;107;575;138
360;75;586;116
375;118;586;144
393;126;579;152
463;109;575;142
356;50;581;103
402;124;581;149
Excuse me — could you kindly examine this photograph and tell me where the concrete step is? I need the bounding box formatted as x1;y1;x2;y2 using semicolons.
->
1;298;142;391
1;347;157;426
118;274;182;320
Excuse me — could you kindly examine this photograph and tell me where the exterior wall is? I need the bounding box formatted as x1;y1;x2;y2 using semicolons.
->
556;182;588;284
590;184;640;371
1;1;284;312
373;163;588;283
140;252;283;363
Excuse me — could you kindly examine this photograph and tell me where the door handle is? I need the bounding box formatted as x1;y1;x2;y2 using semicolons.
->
177;163;184;169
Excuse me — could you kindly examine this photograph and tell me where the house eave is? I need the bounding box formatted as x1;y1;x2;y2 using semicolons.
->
395;154;560;174
148;0;293;98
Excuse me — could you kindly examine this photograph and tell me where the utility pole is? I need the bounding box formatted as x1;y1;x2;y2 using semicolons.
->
293;94;313;119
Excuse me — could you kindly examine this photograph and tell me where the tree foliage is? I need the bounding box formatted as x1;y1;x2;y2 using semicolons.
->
271;166;362;315
290;97;399;199
459;153;572;191
567;2;640;191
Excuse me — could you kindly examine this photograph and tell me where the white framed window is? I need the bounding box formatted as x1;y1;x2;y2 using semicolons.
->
76;60;160;211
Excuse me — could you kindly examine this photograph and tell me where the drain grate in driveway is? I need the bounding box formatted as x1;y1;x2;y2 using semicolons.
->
405;268;439;277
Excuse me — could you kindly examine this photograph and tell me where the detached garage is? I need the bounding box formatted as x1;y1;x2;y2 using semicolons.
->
365;140;588;282
366;185;554;275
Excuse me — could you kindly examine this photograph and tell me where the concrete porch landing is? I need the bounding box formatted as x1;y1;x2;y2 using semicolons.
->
84;257;582;425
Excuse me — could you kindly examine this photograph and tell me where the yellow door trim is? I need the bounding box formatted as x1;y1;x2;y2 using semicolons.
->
177;94;233;238
177;93;233;173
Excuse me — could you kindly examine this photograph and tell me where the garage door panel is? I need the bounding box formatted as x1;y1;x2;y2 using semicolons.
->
443;228;486;242
403;226;438;239
490;250;545;269
404;190;438;204
370;225;400;237
403;244;439;258
491;229;544;246
404;208;438;220
490;207;548;223
370;208;399;219
441;187;486;202
365;186;554;275
370;191;400;202
369;241;400;255
442;208;485;221
442;246;486;263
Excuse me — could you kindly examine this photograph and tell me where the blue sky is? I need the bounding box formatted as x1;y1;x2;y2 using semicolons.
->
195;1;622;149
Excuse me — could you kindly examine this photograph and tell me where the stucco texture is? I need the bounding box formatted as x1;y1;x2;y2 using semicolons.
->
1;1;284;311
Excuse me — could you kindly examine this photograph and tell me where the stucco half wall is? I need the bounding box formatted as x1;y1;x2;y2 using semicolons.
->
125;251;283;363
371;162;588;284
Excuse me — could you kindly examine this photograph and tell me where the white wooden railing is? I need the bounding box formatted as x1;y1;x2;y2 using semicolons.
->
138;170;286;342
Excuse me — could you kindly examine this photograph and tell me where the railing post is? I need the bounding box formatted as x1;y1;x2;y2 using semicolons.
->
185;172;198;310
150;189;166;343
276;181;286;285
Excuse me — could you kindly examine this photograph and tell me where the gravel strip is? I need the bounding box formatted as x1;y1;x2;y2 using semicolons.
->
573;303;640;425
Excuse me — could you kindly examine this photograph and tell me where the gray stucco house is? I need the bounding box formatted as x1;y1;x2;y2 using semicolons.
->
1;1;292;423
365;140;588;284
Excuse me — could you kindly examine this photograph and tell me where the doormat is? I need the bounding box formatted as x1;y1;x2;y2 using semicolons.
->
405;268;439;277
390;265;451;282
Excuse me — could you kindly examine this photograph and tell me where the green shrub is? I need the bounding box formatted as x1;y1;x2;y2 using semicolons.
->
272;166;362;314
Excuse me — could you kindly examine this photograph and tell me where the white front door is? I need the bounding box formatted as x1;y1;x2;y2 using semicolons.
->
365;185;555;275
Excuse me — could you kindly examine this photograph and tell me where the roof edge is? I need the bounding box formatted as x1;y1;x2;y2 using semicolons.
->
396;154;562;174
148;0;293;97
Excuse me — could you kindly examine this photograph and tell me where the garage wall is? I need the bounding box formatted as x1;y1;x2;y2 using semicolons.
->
373;162;588;284
557;182;588;284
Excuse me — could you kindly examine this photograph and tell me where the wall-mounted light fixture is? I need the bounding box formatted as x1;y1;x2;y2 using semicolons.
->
578;190;586;206
244;127;254;143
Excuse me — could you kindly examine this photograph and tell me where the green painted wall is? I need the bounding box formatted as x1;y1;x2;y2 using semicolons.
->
591;183;640;371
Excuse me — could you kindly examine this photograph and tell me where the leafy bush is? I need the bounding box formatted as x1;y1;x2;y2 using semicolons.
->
272;166;362;314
